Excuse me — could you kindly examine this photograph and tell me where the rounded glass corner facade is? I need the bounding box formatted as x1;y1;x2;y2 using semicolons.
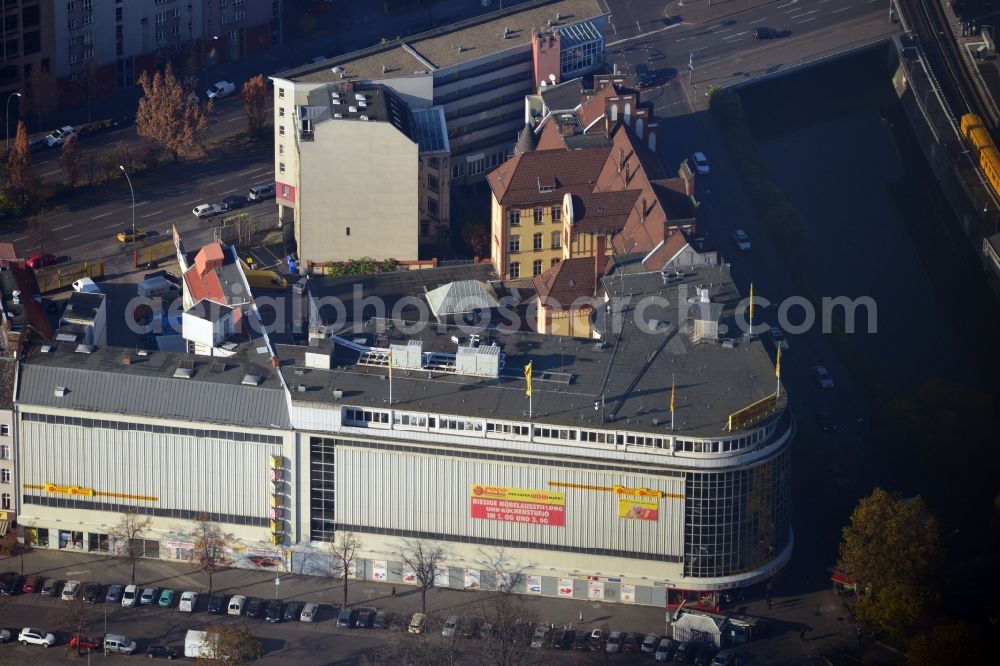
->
682;430;791;583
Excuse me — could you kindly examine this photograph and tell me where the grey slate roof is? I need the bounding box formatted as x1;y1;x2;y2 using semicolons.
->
18;343;290;429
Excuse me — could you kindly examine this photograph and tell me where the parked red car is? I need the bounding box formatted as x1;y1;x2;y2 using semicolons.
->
25;252;58;269
22;576;40;593
69;633;102;652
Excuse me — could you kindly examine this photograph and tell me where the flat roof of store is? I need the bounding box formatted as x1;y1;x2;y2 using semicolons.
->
276;0;605;84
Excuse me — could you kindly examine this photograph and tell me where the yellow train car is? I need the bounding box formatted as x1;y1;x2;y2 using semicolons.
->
961;113;1000;197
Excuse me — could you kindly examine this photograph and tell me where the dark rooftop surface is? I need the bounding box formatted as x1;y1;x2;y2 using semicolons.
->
17;340;289;429
540;77;584;111
283;264;784;437
61;291;104;323
277;0;604;84
308;263;499;329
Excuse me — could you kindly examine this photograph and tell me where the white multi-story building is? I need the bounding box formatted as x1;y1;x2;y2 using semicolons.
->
13;261;791;611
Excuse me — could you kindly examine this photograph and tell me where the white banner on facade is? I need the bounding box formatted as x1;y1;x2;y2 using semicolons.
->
588;580;604;600
496;572;512;592
434;566;450;588
620;584;636;604
347;559;358;579
557;577;574;598
527;575;542;594
402;564;417;585
372;560;387;581
464;569;481;589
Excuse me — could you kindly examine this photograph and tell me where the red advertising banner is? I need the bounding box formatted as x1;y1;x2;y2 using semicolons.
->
469;484;566;526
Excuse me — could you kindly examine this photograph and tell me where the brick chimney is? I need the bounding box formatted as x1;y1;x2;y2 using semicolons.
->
595;234;607;277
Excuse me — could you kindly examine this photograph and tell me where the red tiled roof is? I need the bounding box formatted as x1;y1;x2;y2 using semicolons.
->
533;256;596;307
488;146;609;206
641;231;689;272
569;190;640;234
577;85;615;130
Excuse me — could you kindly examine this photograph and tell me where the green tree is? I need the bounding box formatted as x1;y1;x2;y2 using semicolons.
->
241;74;269;140
837;488;941;639
906;619;986;666
60;136;82;186
136;63;212;161
5;121;36;205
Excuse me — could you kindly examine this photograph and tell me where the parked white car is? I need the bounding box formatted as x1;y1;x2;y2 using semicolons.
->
179;590;198;612
18;628;56;647
205;80;235;99
61;580;81;601
122;584;138;607
193;203;223;218
45;126;77;147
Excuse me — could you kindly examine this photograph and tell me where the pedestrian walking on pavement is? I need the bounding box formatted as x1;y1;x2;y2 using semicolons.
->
578;610;583;622
800;626;807;641
767;597;773;610
856;626;863;643
391;586;396;598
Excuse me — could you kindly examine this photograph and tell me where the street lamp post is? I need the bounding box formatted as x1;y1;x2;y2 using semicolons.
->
119;165;135;245
5;91;21;153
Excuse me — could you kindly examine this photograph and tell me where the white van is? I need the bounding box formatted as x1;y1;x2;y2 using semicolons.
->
137;275;177;299
227;594;246;616
122;584;138;607
248;183;275;201
185;630;211;659
104;634;137;654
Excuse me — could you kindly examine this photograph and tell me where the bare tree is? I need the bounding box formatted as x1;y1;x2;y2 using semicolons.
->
201;624;263;664
190;513;232;596
329;531;362;608
5;121;35;205
398;539;447;613
27;213;51;258
240;74;269;140
475;592;540;666
109;508;153;585
136;62;212;161
62;594;93;656
60;136;82;186
477;547;531;593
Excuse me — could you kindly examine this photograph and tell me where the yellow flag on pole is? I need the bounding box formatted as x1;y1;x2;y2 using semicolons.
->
775;346;781;379
670;378;676;414
749;282;755;323
524;361;532;397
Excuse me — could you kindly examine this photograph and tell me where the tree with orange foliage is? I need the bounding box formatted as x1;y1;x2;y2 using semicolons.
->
135;63;212;161
241;74;269;140
60;136;82;186
5;121;36;205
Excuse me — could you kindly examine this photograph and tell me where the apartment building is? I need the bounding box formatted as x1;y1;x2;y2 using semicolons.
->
52;0;281;102
284;81;450;262
271;0;607;216
0;0;54;113
0;357;15;531
489;77;700;281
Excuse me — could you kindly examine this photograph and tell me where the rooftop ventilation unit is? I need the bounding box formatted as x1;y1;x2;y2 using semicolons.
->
354;93;365;101
54;386;67;397
334;113;343;118
173;367;194;379
332;389;344;399
359;101;367;108
390;340;423;370
40;344;53;353
136;349;150;357
75;344;94;354
332;66;343;74
359;115;369;121
348;106;358;113
242;374;262;386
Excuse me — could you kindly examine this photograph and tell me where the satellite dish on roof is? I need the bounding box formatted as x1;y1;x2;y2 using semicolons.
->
549;73;556;82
